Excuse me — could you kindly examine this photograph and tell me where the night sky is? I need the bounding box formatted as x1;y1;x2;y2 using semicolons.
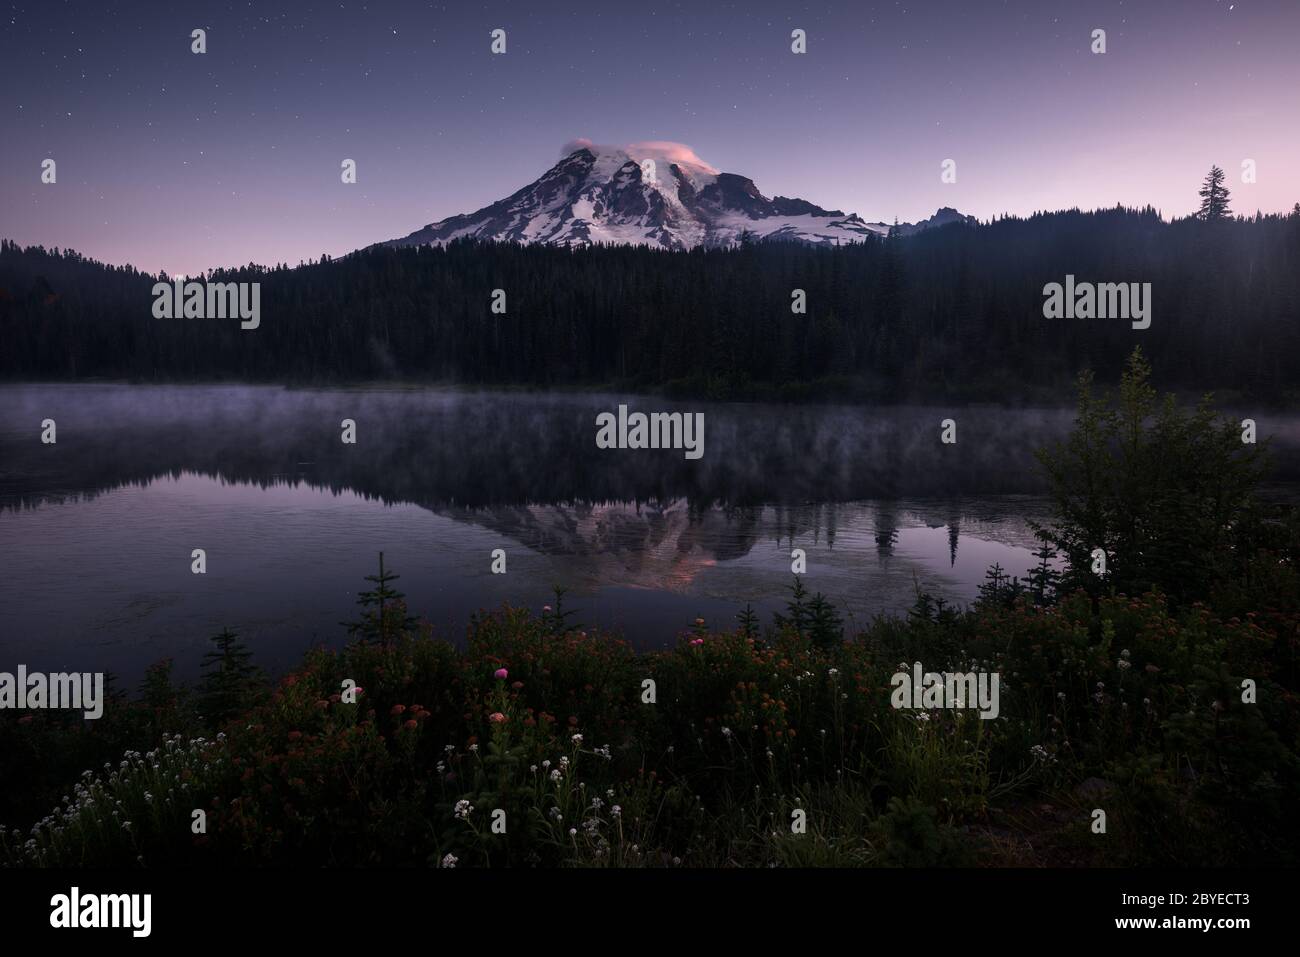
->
2;0;1297;275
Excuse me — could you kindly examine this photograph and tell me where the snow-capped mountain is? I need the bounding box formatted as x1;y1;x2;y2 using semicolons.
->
380;141;974;252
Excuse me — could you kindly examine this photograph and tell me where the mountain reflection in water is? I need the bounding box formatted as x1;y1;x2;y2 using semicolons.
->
3;385;1297;682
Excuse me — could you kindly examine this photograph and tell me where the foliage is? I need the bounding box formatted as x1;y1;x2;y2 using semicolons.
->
345;551;419;643
4;202;1300;401
196;629;263;724
1198;165;1232;222
5;564;1296;867
1034;347;1269;605
4;352;1299;867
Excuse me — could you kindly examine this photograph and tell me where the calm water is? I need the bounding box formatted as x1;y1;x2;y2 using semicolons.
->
3;384;1298;683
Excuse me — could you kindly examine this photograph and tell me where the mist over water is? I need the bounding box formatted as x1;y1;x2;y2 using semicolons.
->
3;384;1298;683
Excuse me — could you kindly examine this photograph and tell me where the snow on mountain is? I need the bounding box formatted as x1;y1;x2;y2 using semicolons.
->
380;142;974;252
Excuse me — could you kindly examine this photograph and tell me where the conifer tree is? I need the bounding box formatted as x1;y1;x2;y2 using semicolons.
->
1197;165;1232;221
346;551;418;643
736;603;760;640
805;592;844;649
196;628;261;724
773;576;812;634
1027;543;1060;605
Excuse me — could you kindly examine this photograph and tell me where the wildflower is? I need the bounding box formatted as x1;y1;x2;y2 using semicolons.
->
468;743;479;753
454;800;474;820
694;618;705;626
550;769;562;782
490;712;507;724
1029;744;1054;763
828;668;839;677
571;733;583;745
404;719;418;730
569;828;577;837
690;638;704;646
440;853;458;868
721;727;732;738
494;668;509;680
530;765;538;773
611;805;622;818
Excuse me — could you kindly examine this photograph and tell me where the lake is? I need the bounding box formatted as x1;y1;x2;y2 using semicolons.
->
3;384;1297;684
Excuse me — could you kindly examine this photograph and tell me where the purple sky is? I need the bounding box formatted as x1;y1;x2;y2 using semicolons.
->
2;0;1298;276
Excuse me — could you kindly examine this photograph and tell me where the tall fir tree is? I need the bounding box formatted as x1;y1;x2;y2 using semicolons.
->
1197;165;1232;221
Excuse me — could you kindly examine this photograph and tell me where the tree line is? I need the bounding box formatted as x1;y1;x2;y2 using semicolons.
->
2;200;1298;402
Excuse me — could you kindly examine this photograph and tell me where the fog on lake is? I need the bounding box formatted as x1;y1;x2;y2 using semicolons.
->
4;384;1298;682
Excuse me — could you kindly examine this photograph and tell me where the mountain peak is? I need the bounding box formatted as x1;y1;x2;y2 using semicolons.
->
381;141;971;252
